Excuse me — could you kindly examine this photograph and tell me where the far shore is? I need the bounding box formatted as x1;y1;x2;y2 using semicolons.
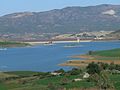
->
24;40;92;45
23;39;120;45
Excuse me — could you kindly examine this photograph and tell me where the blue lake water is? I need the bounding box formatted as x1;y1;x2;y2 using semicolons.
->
0;41;120;72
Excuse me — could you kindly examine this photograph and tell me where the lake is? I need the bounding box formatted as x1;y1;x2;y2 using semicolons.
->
0;40;120;72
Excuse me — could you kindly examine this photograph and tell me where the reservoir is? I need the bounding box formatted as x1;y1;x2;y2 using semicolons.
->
0;41;120;72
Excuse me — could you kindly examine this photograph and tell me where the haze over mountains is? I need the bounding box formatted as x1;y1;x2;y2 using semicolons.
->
0;4;120;34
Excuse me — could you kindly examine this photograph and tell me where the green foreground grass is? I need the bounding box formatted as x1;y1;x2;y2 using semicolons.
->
0;71;120;90
0;71;94;90
110;74;120;90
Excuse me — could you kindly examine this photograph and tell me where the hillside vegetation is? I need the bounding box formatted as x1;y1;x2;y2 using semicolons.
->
1;4;120;34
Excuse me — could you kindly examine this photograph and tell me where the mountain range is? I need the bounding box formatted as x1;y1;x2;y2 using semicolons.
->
0;4;120;34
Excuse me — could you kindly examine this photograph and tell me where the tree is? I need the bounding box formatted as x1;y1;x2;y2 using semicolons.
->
67;68;82;75
109;62;116;70
88;51;94;55
97;71;114;90
87;62;114;90
99;62;109;70
87;62;101;75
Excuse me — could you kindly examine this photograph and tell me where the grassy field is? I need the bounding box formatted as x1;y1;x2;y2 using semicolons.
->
60;48;120;67
5;71;40;77
0;71;95;90
110;74;120;90
0;41;30;47
92;48;120;57
0;71;120;90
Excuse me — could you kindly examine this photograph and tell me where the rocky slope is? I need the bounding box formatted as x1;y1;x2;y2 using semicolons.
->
0;4;120;34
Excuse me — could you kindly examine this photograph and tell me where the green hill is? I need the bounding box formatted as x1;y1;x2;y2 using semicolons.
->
93;48;120;57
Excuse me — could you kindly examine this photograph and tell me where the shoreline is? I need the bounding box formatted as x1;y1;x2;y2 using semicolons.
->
59;54;120;67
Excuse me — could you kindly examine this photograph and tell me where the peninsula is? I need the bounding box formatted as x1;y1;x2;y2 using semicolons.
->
0;41;30;48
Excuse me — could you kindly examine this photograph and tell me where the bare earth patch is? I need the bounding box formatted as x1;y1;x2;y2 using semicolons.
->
59;55;120;67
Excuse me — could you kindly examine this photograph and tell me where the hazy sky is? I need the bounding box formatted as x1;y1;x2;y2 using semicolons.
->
0;0;120;16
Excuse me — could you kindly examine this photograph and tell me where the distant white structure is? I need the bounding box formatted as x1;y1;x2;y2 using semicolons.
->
102;9;116;16
50;72;61;76
77;37;80;43
83;73;90;79
73;78;82;82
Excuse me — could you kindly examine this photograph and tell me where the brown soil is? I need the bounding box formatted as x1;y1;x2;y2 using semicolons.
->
60;55;120;67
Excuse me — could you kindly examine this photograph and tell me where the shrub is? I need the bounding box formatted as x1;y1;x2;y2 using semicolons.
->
87;62;101;75
60;77;69;85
